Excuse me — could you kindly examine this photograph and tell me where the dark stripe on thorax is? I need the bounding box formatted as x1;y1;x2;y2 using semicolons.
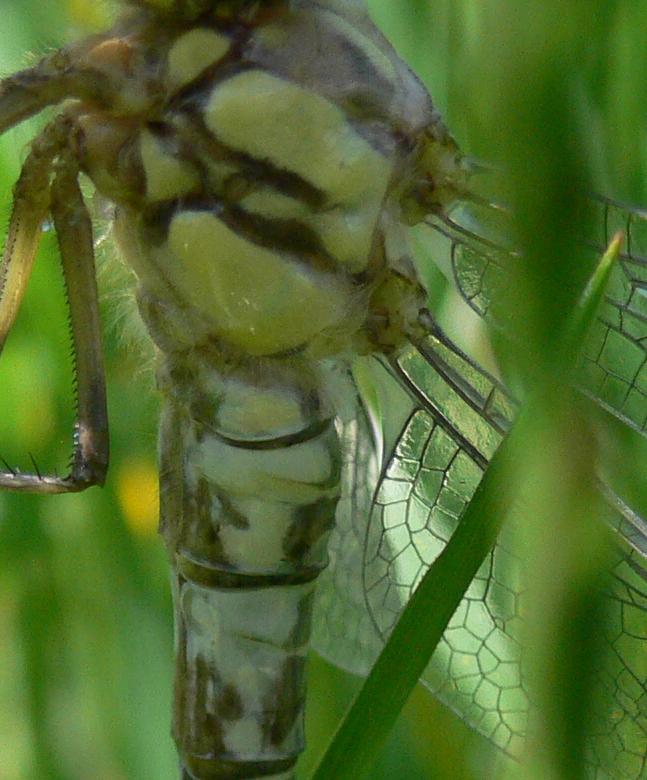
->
173;52;401;161
141;195;341;276
170;108;328;209
207;200;340;275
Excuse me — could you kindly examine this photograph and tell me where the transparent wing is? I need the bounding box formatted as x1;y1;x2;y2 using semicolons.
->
312;324;647;776
312;375;385;675
584;196;647;435
312;196;647;777
364;329;527;757
590;494;647;779
428;195;647;437
366;329;647;776
313;329;529;753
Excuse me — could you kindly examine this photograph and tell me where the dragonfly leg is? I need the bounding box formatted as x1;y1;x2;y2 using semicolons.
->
0;118;108;493
0;52;75;134
0;35;119;136
49;143;109;489
0;120;63;351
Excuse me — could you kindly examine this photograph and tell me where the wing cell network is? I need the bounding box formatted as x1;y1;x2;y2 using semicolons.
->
428;195;647;438
312;380;384;677
313;196;647;778
363;333;527;757
582;196;647;435
372;329;647;775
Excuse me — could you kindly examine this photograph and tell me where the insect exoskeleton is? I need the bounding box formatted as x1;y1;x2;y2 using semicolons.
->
72;13;465;363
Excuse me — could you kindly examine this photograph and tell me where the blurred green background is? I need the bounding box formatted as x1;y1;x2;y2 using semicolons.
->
0;2;645;780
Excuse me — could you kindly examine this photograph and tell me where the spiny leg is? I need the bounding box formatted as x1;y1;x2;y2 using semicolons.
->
0;121;62;350
50;143;109;489
0;120;108;493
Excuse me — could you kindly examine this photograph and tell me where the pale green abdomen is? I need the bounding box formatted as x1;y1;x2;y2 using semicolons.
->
158;353;343;778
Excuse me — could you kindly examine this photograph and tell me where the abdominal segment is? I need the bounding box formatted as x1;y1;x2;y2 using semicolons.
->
173;577;315;780
159;355;342;778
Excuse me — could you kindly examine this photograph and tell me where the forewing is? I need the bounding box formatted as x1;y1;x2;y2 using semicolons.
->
430;199;517;321
427;195;647;438
590;494;647;779
582;196;647;436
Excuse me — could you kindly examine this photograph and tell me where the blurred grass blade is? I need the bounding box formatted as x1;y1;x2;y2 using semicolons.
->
310;413;527;780
565;229;623;364
505;395;614;780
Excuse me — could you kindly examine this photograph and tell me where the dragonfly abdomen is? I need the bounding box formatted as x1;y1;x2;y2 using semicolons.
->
159;354;342;779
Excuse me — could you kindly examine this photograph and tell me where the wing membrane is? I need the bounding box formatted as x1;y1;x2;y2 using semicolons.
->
591;496;647;778
367;328;647;775
582;196;647;434
313;324;647;775
428;195;647;437
363;332;527;757
313;195;647;776
312;378;385;676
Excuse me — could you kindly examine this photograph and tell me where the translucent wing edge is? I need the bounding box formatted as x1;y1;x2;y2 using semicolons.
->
311;369;385;676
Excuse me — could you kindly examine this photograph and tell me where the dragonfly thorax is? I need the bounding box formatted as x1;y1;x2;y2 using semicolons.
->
74;2;452;360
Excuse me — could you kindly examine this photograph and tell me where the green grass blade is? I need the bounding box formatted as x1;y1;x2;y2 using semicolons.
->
563;229;622;369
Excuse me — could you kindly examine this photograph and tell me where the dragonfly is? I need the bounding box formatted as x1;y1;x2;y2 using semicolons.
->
0;1;644;779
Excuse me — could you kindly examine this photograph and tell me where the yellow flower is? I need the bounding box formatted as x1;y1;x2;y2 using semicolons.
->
117;457;159;538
